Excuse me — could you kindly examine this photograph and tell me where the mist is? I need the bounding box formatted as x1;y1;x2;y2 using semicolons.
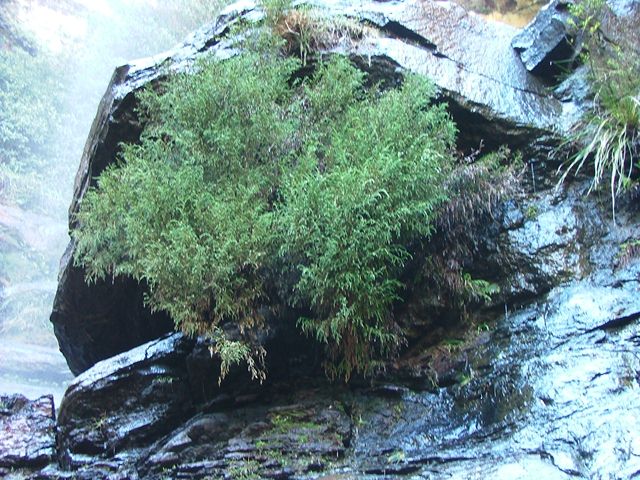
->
0;0;225;405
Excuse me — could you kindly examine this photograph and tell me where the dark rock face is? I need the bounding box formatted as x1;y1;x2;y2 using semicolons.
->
511;0;575;79
49;60;178;375
486;186;606;302
51;0;573;377
512;0;640;82
140;397;352;479
26;180;640;479
51;245;173;375
0;394;55;471
50;2;258;376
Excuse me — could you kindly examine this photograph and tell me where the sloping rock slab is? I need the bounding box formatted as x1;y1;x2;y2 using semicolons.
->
339;0;563;150
52;0;568;375
0;394;55;469
50;2;256;376
139;396;352;479
56;333;195;469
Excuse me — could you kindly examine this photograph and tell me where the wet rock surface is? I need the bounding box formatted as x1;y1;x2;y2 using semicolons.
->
512;0;640;83
140;395;352;479
0;394;55;471
56;333;195;467
18;183;640;479
353;262;640;479
487;186;607;302
342;0;563;152
51;249;174;375
26;1;640;479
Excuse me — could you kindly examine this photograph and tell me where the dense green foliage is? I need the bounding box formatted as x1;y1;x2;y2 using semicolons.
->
560;0;639;216
74;50;457;380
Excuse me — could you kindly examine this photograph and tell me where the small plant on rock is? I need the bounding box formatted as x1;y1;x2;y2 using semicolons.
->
260;0;369;65
558;0;640;218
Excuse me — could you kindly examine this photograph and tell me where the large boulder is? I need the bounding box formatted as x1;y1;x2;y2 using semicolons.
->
51;0;572;376
35;184;640;479
29;1;640;478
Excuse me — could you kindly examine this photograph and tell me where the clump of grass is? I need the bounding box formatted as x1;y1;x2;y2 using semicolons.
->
558;0;640;219
259;0;371;65
559;83;639;216
275;8;368;65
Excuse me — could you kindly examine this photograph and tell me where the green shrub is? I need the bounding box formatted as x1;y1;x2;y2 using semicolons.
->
73;48;457;380
281;68;455;379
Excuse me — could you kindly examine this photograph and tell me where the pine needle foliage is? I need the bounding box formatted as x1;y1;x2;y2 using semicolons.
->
73;50;457;381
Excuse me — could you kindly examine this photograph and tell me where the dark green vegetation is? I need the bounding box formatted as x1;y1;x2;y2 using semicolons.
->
559;0;639;215
74;51;456;380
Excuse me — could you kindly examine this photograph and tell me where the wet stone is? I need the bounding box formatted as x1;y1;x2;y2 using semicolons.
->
0;394;55;469
140;396;352;479
512;0;576;79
